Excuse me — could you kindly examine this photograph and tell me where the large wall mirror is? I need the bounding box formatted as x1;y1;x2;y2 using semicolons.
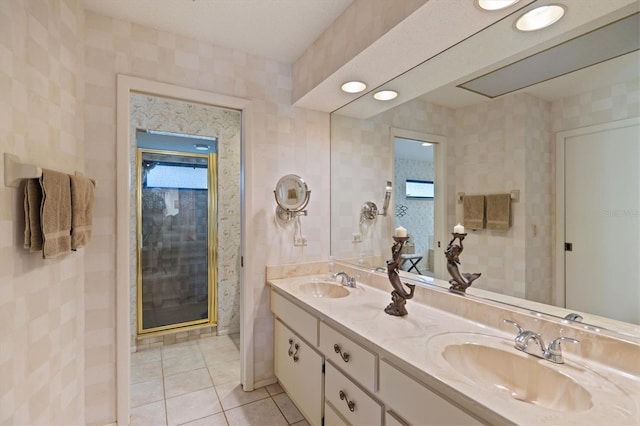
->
330;0;639;337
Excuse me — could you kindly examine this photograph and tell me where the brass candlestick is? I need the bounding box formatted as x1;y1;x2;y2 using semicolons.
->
445;233;481;293
384;236;416;316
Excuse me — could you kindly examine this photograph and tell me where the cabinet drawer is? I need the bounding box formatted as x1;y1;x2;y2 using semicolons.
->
320;322;376;392
325;362;382;426
385;411;408;426
324;402;348;426
378;360;481;426
271;290;318;345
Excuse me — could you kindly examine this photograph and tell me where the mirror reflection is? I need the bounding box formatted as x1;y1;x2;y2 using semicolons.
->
330;2;639;336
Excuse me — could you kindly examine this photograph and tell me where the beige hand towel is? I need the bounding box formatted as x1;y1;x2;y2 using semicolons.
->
40;169;71;258
486;193;511;230
463;195;485;230
23;178;43;252
70;174;95;249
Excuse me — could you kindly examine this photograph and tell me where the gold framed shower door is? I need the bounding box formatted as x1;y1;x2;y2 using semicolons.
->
136;148;218;335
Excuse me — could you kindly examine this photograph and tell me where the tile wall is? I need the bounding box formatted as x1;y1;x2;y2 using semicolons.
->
0;1;86;425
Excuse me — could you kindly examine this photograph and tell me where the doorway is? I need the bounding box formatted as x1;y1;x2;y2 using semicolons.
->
556;117;639;324
116;75;255;426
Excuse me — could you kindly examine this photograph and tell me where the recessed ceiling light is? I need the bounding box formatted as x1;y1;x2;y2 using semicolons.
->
421;142;432;147
476;0;520;11
341;81;367;93
194;144;209;151
516;4;566;32
373;90;398;101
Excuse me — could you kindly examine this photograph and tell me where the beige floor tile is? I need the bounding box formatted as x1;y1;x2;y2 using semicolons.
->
198;336;238;352
207;360;240;386
265;382;283;396
202;346;240;367
132;348;162;366
164;367;213;398
215;382;270;411
180;412;228;426
163;350;205;376
166;387;222;426
224;398;288;426
132;359;163;384
290;420;310;426
130;400;167;425
162;340;199;360
131;377;165;408
272;392;304;424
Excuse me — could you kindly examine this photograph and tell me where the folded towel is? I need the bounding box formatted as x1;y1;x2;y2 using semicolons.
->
40;169;71;258
486;193;511;230
23;178;43;252
70;174;95;249
463;195;485;230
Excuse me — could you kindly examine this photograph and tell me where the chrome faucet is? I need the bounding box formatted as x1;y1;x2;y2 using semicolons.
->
503;319;580;364
334;271;357;288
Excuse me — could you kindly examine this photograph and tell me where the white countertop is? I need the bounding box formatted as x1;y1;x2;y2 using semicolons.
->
269;274;640;425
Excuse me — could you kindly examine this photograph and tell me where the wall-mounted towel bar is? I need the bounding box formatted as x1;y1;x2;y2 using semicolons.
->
4;153;42;188
3;153;93;188
457;189;519;203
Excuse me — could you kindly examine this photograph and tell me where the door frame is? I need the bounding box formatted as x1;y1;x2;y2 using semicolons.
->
116;75;255;425
390;128;447;279
554;116;640;308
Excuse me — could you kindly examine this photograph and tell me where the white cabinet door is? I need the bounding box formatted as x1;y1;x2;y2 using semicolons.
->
274;319;323;426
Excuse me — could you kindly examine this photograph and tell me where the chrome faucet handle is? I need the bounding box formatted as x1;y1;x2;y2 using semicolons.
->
564;312;583;322
546;337;580;364
503;319;524;334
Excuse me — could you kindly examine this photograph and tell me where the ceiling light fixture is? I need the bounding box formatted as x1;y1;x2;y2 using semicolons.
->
516;4;566;32
476;0;520;11
373;90;398;101
421;142;433;147
341;81;367;93
194;144;209;151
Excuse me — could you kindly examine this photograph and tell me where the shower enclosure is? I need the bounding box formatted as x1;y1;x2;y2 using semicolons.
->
136;148;217;333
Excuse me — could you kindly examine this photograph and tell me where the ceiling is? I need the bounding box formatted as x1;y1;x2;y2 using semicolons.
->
80;0;353;63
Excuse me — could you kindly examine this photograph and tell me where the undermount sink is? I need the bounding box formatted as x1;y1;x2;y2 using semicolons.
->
298;281;350;298
442;341;592;412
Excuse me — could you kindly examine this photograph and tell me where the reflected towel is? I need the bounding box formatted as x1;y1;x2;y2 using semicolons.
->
70;174;95;249
40;169;71;258
23;178;43;252
486;193;511;230
463;195;485;230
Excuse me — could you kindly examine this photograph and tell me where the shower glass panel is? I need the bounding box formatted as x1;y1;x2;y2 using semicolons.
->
137;148;217;333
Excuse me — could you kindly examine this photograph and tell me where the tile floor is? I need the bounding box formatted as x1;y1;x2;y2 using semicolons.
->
131;333;307;426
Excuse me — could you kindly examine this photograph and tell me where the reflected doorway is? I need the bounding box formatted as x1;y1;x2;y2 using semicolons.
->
394;137;436;276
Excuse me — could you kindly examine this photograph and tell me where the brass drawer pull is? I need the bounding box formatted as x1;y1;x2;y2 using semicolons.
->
339;390;355;412
293;343;300;362
288;338;294;357
334;344;350;362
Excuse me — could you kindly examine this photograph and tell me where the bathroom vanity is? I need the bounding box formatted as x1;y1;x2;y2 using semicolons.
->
268;264;640;426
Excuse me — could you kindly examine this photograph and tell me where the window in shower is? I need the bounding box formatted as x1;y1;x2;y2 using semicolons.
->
136;145;217;333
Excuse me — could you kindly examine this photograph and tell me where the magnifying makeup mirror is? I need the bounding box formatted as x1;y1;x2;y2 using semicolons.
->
274;174;311;222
